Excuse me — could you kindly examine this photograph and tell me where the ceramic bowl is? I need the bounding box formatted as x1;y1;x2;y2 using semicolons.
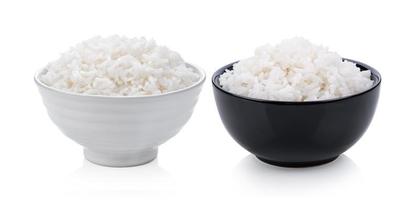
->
212;59;381;167
35;64;205;167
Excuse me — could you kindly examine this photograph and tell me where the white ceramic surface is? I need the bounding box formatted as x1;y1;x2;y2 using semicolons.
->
35;64;205;167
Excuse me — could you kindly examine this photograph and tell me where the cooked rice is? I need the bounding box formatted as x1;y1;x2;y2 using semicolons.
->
40;35;200;96
219;37;373;101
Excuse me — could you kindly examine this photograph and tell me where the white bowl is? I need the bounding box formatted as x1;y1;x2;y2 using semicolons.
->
35;64;205;167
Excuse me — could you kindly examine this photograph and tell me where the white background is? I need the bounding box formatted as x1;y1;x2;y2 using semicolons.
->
0;0;417;199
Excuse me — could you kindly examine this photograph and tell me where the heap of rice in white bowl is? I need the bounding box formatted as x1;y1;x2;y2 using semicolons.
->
219;38;373;101
40;35;200;96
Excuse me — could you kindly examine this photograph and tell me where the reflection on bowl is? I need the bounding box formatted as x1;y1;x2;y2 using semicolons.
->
212;59;381;167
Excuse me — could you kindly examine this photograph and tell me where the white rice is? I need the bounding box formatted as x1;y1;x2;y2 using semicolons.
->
40;35;200;96
219;37;373;101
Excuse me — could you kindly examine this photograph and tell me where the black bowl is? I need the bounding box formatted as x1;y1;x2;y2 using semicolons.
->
212;59;381;167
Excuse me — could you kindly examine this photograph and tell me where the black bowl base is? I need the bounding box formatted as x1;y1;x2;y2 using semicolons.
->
256;156;339;168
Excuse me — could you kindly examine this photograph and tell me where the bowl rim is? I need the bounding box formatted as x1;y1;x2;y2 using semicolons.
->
34;63;206;99
212;58;381;105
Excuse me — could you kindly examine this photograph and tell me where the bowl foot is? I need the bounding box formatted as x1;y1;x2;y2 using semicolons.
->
84;147;157;167
256;156;339;168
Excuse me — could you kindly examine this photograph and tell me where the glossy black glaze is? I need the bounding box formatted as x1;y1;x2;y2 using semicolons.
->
212;59;381;167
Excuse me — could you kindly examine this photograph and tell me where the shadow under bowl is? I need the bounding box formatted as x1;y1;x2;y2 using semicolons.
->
212;59;381;167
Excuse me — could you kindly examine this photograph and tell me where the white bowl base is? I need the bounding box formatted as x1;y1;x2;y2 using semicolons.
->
84;147;157;167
